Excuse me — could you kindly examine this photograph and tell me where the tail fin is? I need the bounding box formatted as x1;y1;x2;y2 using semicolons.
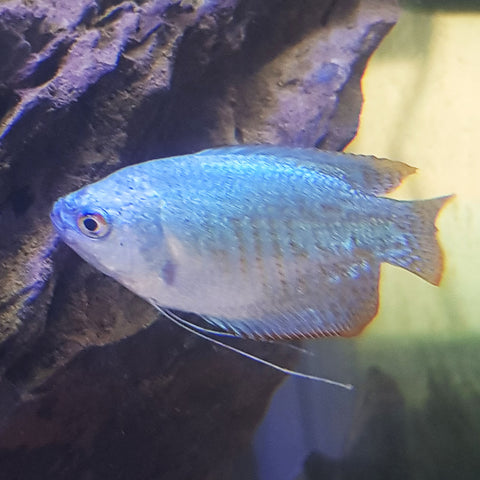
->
388;195;454;285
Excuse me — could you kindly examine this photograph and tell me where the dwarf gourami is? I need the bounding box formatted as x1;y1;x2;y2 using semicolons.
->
50;146;452;384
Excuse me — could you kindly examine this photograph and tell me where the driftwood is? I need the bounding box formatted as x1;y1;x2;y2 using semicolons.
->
0;0;398;478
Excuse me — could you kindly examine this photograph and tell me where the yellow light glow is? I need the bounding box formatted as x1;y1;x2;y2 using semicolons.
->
347;10;480;337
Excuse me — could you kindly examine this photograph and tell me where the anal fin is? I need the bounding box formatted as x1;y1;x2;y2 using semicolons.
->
202;258;381;341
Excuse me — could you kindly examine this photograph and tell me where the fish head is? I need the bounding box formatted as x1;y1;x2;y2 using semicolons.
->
50;170;168;292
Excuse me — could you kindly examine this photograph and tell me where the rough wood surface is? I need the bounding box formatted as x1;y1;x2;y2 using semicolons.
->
0;0;398;478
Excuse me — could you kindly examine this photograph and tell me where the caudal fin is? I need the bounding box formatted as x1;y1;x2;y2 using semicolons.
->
389;195;454;285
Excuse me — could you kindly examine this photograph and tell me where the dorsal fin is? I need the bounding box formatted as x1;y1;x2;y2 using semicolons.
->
197;145;416;195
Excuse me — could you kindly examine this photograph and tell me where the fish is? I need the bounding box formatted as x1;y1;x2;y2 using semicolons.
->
50;145;452;343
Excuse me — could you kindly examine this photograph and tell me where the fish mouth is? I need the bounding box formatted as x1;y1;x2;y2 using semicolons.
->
50;198;67;234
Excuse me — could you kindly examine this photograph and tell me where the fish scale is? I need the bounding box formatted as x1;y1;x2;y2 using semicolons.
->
50;145;452;340
266;216;289;298
251;217;268;292
261;217;288;298
231;218;248;275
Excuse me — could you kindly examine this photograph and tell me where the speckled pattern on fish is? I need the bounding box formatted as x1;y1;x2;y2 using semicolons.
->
50;146;452;340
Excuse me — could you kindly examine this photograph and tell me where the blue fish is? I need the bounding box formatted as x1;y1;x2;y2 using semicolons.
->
50;146;452;342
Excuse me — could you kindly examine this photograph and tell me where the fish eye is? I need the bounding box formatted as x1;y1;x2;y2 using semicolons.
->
77;211;111;238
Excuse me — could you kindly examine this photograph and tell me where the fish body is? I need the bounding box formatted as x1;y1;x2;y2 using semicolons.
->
50;146;451;340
